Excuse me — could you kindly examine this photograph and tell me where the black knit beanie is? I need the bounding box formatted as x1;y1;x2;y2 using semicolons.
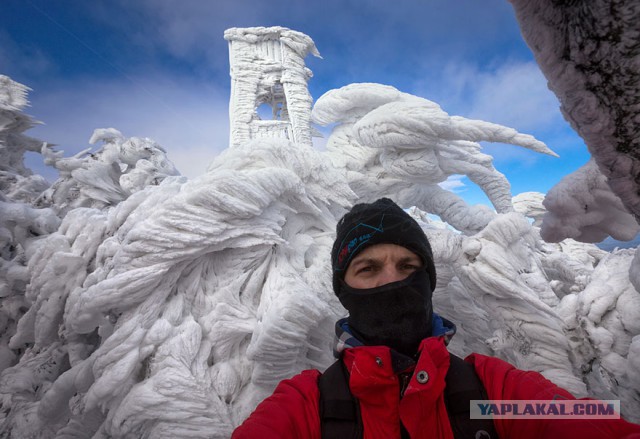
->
331;198;436;294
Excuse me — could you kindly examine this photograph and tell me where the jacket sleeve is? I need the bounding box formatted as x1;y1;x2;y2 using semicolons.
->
231;369;322;439
467;353;640;439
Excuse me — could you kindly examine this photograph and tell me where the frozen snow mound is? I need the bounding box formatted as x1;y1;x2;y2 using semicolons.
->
510;0;640;230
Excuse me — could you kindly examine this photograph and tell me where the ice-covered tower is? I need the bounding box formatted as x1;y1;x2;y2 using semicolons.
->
224;27;320;148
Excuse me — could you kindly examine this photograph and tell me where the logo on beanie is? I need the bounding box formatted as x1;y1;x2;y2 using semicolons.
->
335;218;385;271
332;198;436;294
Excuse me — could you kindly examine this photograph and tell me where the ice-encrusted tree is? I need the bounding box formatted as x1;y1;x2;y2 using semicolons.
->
0;75;59;374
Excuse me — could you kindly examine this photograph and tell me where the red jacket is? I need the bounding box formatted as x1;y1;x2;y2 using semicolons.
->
232;337;640;438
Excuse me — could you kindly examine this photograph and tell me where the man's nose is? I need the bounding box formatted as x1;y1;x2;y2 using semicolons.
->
375;266;405;287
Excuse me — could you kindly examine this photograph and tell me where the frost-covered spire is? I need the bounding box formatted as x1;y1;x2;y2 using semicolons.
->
225;27;321;148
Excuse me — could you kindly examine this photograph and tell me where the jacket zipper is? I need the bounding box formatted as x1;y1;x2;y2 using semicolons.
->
399;373;411;398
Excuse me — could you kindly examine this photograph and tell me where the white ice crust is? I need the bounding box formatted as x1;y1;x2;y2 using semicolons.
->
541;159;640;243
1;24;640;438
510;0;640;228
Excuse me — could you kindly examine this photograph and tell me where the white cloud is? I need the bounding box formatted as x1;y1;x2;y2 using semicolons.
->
409;58;583;172
89;1;275;74
465;61;561;133
439;174;466;192
414;60;562;134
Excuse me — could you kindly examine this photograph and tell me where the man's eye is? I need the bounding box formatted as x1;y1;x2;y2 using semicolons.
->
402;264;419;271
358;266;374;274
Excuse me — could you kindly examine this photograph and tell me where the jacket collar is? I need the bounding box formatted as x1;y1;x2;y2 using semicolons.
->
333;313;457;359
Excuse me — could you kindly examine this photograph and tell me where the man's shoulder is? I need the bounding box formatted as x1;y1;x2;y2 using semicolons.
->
259;369;322;417
256;369;322;407
232;369;323;438
462;352;515;372
462;352;577;400
279;369;322;391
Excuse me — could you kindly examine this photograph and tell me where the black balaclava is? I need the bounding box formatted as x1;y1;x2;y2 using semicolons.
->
331;198;437;357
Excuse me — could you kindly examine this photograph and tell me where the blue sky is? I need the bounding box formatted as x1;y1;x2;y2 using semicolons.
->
1;0;592;207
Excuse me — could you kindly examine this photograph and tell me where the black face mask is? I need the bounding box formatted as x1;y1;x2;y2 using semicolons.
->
337;270;433;357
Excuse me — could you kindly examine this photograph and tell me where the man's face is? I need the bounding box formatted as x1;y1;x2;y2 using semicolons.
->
344;243;423;289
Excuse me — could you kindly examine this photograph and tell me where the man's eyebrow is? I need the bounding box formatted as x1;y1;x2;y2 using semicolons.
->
398;256;422;264
349;257;379;267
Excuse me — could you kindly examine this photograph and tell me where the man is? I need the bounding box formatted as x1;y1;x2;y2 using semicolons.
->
232;198;640;438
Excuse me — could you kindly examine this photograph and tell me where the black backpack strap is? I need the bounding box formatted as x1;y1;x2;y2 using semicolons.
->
445;354;498;439
318;359;363;439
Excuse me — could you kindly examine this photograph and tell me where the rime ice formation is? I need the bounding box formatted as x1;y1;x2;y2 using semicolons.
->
0;75;49;204
2;23;640;439
0;79;188;438
512;192;546;227
541;159;640;243
2;138;353;438
510;0;640;226
39;128;181;215
0;76;59;378
313;83;557;235
509;2;640;368
556;248;640;413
